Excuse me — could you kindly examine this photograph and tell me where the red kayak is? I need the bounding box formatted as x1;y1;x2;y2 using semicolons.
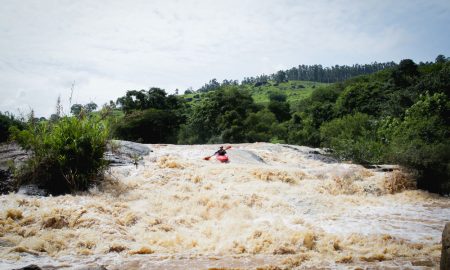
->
216;155;229;163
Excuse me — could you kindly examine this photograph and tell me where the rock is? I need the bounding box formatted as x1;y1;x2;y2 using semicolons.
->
105;140;151;167
0;143;29;169
0;239;15;247
364;164;401;172
441;222;450;270
111;140;151;156
306;150;338;164
0;143;29;194
412;260;434;267
12;265;42;270
281;144;338;164
17;184;48;196
72;264;108;270
0;169;14;194
1;140;151;195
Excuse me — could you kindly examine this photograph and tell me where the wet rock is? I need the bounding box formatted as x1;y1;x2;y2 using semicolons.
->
0;143;29;166
364;164;401;172
12;265;42;270
17;184;48;196
412;260;435;267
105;140;151;167
0;169;14;194
441;222;450;270
0;239;15;247
0;143;29;194
306;150;338;164
72;265;108;270
281;144;338;163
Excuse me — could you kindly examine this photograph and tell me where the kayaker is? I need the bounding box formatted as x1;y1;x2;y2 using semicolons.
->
203;146;231;161
214;146;227;156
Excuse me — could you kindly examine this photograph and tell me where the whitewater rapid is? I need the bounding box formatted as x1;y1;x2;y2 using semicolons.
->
0;143;449;269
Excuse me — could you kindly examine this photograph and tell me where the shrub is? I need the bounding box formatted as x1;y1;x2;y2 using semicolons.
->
320;113;385;164
112;108;181;143
10;115;109;194
388;92;450;193
0;112;24;143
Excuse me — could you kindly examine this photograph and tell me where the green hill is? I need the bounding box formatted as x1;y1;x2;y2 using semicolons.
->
183;80;329;106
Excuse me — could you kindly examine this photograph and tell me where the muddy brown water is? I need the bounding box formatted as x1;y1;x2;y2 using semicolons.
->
1;143;449;269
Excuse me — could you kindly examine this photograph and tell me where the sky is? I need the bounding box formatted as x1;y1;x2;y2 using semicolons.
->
0;0;449;117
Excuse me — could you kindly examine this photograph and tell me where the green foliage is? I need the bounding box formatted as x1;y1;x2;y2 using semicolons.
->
335;82;387;116
320;113;384;164
244;109;279;142
178;86;257;144
310;86;341;103
242;62;396;84
274;70;288;84
286;113;321;147
268;91;287;102
392;59;419;87
10;115;109;194
242;80;326;105
0;112;24;143
113;108;182;143
387;93;450;192
70;102;98;116
113;88;185;143
116;88;182;114
268;92;291;122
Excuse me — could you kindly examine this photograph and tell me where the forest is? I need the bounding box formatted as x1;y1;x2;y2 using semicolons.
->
1;56;449;194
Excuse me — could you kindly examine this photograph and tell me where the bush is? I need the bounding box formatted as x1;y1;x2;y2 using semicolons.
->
320;113;384;164
388;92;450;193
112;108;181;143
0;112;24;143
10;115;109;194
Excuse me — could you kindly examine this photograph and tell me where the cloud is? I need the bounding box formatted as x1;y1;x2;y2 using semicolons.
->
0;0;449;116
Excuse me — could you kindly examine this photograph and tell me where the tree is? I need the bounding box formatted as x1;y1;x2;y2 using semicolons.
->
392;59;419;87
84;102;98;113
0;112;24;142
116;88;183;114
70;104;83;116
320;113;384;164
113;109;181;143
388;92;450;193
334;82;386;116
435;54;447;64
268;92;287;102
178;86;257;144
116;90;148;113
244;109;278;142
147;88;168;109
49;114;60;123
274;70;288;84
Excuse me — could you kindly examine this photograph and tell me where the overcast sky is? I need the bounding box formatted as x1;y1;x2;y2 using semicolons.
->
1;0;449;117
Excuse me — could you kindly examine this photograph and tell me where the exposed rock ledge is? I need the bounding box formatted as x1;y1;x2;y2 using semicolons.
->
0;140;152;195
0;143;28;194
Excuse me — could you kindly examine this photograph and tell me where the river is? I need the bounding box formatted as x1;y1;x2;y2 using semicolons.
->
1;143;448;269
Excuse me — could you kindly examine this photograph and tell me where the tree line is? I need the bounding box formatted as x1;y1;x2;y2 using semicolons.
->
197;61;398;93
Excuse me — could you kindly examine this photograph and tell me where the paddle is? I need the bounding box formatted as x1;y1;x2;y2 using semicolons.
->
203;146;232;160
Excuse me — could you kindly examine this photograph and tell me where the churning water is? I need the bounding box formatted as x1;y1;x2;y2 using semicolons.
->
1;143;449;269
